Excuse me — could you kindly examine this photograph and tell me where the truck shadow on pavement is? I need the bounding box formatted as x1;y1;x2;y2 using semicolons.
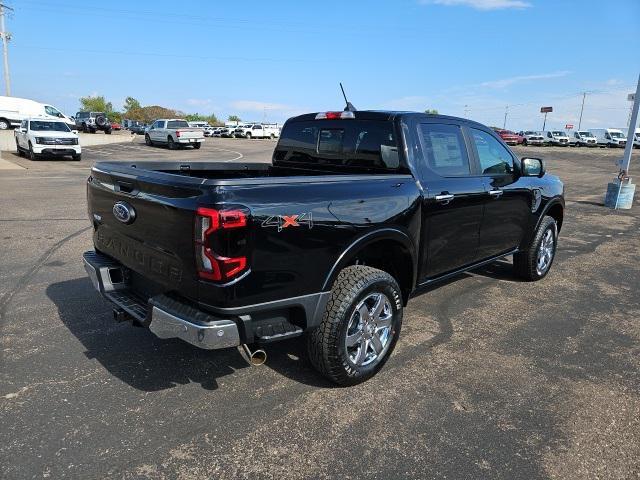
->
46;277;332;391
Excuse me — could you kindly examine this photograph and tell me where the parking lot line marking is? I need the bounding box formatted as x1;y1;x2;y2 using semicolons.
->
208;147;244;162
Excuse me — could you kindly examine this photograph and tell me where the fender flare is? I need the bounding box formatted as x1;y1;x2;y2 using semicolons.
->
321;227;417;292
535;196;565;232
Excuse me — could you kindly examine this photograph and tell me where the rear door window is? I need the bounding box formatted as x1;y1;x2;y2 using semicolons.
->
418;123;470;176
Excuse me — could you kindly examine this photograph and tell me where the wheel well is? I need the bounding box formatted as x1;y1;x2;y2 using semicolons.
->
349;239;413;305
546;203;564;232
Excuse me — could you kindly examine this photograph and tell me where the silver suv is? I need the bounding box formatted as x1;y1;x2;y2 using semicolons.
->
74;111;112;134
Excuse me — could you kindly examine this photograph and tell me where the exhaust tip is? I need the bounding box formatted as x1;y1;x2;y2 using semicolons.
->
241;344;267;366
249;349;267;366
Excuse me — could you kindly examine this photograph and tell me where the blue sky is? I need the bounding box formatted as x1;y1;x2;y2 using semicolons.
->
7;0;640;129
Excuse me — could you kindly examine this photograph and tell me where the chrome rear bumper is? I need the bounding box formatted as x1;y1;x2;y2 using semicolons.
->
83;251;240;350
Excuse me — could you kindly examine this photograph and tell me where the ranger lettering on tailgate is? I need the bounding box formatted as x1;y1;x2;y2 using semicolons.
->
95;231;183;282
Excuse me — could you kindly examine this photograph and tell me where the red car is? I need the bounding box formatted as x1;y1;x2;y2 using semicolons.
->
110;122;122;131
493;128;522;145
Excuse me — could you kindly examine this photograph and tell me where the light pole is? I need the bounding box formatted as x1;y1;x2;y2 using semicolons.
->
0;3;12;96
503;105;508;129
578;92;586;130
604;73;640;210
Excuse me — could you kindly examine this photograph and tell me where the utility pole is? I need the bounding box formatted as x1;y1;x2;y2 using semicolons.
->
578;92;586;130
503;105;509;129
0;3;12;96
463;104;469;118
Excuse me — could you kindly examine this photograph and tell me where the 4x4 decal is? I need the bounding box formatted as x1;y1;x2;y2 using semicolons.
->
262;213;313;232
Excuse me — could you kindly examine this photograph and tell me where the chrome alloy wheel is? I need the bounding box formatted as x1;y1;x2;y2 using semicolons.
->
345;292;394;367
536;227;556;276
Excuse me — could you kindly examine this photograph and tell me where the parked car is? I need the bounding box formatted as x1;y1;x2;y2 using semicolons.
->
631;128;640;148
144;118;205;149
220;127;237;138
15;118;81;160
0;95;75;130
188;121;210;129
83;109;564;385
542;130;570;146
568;130;597;147
110;122;122;131
75;111;112;134
493;129;522;145
235;123;280;139
129;124;147;135
589;128;627;148
518;131;545;146
211;127;224;137
203;125;217;137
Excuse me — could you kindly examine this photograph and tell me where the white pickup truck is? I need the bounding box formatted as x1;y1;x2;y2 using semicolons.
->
145;119;205;149
234;123;280;139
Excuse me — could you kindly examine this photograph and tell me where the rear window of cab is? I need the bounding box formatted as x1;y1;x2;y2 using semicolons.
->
274;120;402;172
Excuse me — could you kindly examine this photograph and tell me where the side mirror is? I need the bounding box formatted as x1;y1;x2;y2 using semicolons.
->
72;129;79;134
521;157;545;177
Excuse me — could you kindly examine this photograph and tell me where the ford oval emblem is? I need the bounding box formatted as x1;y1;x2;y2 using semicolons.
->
113;201;136;224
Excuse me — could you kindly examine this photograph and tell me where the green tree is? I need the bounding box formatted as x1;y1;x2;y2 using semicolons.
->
228;115;241;122
185;113;206;122
80;95;113;113
123;96;141;113
424;109;439;115
205;113;220;125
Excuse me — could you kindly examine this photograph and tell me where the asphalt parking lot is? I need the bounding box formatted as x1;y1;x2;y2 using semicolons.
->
1;139;639;479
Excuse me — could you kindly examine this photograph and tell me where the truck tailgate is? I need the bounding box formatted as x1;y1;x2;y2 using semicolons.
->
177;128;204;139
87;168;203;298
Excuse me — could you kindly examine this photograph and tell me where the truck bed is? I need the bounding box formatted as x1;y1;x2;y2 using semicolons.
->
93;161;413;185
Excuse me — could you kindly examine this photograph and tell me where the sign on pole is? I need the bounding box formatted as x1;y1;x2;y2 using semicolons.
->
565;124;574;130
540;106;553;113
628;93;636;102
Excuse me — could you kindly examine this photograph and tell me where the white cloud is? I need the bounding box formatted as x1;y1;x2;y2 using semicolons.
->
419;0;531;10
186;98;213;107
480;71;571;89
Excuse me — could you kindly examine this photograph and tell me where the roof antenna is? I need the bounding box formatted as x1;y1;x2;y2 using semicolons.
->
340;83;356;112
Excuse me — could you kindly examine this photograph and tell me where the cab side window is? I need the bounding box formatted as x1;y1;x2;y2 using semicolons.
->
470;128;514;175
418;123;470;176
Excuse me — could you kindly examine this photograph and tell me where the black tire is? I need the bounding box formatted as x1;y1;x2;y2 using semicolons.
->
95;115;106;127
245;132;252;139
168;136;176;150
90;128;96;134
16;140;24;157
522;139;528;146
193;142;201;149
307;265;403;386
0;118;10;130
82;123;88;133
270;134;275;140
513;216;558;281
145;134;153;146
28;142;38;161
72;154;82;161
105;128;112;135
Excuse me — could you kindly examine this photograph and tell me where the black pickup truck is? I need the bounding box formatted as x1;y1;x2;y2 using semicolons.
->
83;110;564;385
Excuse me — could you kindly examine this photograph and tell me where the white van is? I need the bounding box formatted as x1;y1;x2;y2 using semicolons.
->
542;130;570;146
568;130;597;147
0;96;75;130
589;128;627;148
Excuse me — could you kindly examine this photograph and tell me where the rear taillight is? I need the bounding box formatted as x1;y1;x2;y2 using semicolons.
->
315;111;355;120
195;207;249;282
176;131;181;137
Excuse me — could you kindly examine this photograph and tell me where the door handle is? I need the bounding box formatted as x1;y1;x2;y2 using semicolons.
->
488;189;503;198
435;193;454;204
